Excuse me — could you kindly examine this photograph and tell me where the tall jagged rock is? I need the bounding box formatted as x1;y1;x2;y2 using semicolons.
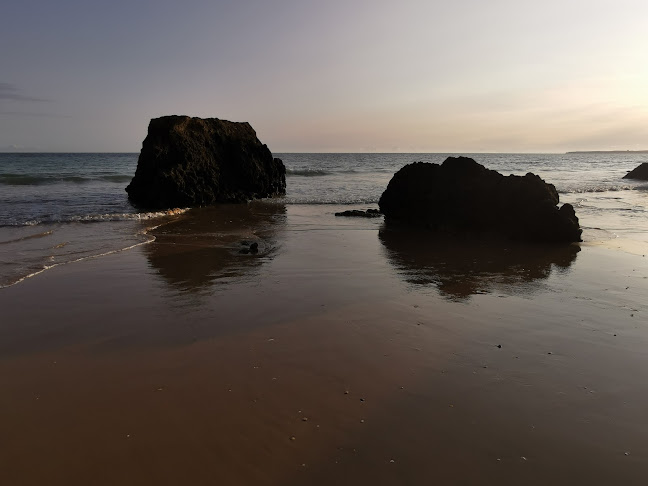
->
126;116;286;208
378;156;582;243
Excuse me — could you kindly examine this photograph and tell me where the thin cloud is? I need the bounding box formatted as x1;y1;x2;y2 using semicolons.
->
0;82;49;102
0;111;70;118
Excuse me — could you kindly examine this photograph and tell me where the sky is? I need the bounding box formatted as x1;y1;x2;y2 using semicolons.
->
1;0;647;153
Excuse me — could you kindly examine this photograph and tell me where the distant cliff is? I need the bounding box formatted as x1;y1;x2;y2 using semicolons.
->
566;150;648;154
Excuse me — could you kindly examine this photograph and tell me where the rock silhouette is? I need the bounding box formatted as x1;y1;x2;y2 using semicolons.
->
126;116;286;209
623;163;648;180
379;156;582;243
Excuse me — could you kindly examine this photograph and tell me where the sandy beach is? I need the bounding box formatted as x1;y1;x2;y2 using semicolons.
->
0;203;647;485
4;0;648;481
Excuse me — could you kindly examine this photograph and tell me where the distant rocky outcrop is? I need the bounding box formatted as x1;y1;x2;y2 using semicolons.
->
126;116;286;208
622;163;648;180
378;156;582;243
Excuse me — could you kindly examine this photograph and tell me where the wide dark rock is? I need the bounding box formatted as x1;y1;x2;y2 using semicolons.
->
126;116;286;208
623;163;648;180
378;156;582;243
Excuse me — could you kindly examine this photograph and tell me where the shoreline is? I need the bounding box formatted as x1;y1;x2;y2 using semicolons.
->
1;205;647;484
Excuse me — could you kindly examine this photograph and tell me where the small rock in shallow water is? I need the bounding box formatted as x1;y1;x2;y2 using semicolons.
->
334;209;383;218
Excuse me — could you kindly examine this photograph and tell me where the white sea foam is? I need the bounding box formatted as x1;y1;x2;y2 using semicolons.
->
69;208;189;223
559;184;635;194
2;208;190;227
0;208;186;289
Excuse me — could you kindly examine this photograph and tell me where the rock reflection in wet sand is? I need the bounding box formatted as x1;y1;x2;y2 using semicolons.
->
379;228;580;301
144;202;286;292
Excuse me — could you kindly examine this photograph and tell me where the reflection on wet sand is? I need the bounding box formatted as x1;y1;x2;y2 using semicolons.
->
145;202;286;291
379;228;580;301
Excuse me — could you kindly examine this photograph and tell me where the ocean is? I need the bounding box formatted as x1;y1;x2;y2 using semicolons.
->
1;152;647;288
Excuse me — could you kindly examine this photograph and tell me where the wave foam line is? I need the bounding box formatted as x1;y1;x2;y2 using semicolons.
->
559;185;635;194
0;212;182;289
0;230;54;245
70;208;189;223
1;208;190;227
286;168;331;176
0;173;133;186
286;168;363;176
0;236;155;290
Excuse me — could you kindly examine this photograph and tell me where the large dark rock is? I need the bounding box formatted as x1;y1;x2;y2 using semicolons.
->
623;163;648;180
378;156;582;243
126;116;286;208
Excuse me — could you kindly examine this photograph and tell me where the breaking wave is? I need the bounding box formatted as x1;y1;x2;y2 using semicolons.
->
286;168;332;177
0;173;133;186
1;208;190;227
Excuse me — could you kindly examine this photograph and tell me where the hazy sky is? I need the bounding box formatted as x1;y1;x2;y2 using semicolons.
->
1;0;647;152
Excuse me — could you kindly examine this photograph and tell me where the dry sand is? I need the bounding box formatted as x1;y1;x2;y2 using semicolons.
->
1;204;647;485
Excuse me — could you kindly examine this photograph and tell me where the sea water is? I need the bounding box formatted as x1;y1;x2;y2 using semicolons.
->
1;152;647;287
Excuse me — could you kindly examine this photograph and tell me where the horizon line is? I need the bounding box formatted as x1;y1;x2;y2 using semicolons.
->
4;150;641;155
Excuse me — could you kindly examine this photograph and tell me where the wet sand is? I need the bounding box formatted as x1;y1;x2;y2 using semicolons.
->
1;204;647;485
